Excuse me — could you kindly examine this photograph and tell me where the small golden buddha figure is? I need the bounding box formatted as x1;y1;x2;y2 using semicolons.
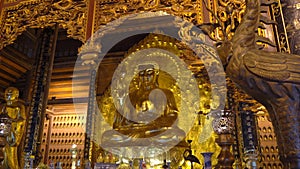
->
0;87;26;169
101;64;185;147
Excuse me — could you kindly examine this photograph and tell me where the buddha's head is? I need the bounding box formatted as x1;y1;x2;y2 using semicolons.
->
4;87;19;102
137;63;159;88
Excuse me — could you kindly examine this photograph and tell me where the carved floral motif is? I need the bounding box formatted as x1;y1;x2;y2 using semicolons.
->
0;0;87;49
215;0;246;40
93;0;204;33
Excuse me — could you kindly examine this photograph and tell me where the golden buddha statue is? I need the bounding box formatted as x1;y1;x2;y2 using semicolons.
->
0;87;26;169
101;64;185;147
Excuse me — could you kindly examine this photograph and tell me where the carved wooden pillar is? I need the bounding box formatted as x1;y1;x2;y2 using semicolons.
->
281;0;300;54
24;25;58;168
77;41;101;169
270;0;300;54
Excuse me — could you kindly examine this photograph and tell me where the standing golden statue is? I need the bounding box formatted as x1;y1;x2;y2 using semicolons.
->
0;87;26;169
101;64;185;147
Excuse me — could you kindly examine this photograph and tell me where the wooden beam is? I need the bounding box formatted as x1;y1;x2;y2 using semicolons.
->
0;70;17;82
49;85;89;92
1;46;33;70
50;77;90;83
0;0;3;14
49;85;89;93
86;0;95;40
51;70;90;80
52;66;89;73
50;81;89;87
23;29;39;42
47;97;89;105
51;77;90;84
53;56;77;62
48;91;89;100
0;62;21;78
0;55;27;73
0;78;10;87
53;60;76;67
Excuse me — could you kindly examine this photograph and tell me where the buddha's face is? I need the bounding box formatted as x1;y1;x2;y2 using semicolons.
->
4;87;19;102
138;68;158;86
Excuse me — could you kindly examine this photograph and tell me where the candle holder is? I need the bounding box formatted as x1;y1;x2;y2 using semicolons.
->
70;144;78;169
212;110;235;169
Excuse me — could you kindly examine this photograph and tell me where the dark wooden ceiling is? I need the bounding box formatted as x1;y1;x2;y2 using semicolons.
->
0;28;85;108
0;28;149;111
0;29;38;100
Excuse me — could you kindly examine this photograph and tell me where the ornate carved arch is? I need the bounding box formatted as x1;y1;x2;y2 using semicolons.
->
92;0;205;33
0;0;87;49
0;0;207;50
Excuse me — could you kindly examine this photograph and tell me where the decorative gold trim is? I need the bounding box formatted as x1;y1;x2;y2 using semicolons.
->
0;0;87;49
93;0;204;33
215;0;246;40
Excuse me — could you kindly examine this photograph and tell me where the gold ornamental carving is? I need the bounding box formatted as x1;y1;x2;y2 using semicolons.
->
93;0;204;33
0;0;87;50
216;0;246;40
201;0;246;41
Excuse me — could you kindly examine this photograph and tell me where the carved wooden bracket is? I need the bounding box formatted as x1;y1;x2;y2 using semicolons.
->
0;0;87;50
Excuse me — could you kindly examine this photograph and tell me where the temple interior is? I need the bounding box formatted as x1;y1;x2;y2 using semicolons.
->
0;0;299;169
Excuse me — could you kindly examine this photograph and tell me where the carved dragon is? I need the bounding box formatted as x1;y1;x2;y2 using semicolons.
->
199;0;300;168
